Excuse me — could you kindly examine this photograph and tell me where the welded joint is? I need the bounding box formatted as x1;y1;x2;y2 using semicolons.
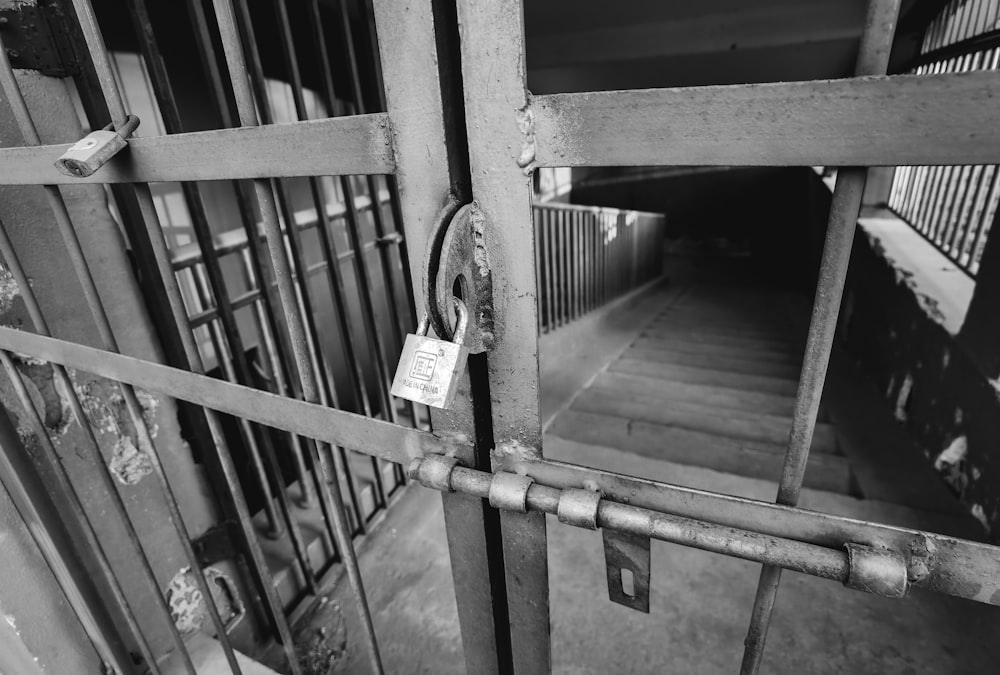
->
408;454;460;492
55;115;140;178
491;438;541;473
843;543;908;599
516;100;536;175
557;488;602;530
488;471;534;513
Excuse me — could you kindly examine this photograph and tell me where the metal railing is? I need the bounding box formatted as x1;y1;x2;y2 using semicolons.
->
889;0;1000;276
534;203;665;332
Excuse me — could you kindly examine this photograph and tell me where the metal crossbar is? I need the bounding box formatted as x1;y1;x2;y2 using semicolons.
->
0;325;998;610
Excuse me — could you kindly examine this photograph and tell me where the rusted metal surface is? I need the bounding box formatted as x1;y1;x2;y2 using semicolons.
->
741;2;902;672
0;114;395;185
514;457;1000;606
432;202;497;354
602;529;651;613
843;544;908;598
408;459;931;595
530;71;1000;168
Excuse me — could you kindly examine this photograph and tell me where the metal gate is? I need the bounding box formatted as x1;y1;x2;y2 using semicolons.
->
0;0;999;673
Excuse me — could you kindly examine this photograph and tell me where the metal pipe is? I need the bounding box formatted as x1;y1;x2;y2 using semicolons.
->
740;0;902;671
209;1;383;671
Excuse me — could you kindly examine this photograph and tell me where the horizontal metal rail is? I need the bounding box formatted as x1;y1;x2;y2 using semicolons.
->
0;114;395;185
0;326;439;465
408;458;913;597
2;325;998;608
531;71;1000;167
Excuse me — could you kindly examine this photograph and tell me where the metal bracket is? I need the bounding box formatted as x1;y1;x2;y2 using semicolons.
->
0;1;82;78
602;529;651;613
424;198;496;353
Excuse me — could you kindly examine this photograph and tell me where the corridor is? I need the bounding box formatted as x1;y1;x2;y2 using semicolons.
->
322;260;998;674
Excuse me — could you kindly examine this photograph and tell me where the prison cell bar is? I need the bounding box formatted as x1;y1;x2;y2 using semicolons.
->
324;0;423;455
0;27;208;675
76;0;318;670
126;0;293;549
208;0;384;671
233;0;395;527
268;0;403;504
740;0;902;672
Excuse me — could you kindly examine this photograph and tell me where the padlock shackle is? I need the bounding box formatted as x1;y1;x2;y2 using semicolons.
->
451;297;468;344
413;296;467;344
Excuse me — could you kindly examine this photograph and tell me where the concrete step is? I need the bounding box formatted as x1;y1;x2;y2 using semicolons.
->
640;326;800;352
548;409;855;495
632;334;803;361
576;384;838;454
612;357;800;396
593;370;806;418
625;345;803;380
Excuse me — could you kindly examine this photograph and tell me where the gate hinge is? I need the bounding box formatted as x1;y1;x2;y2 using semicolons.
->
0;0;86;78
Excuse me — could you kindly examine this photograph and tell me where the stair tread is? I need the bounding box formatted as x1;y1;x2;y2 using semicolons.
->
631;336;803;365
548;409;854;495
622;346;803;380
612;358;800;395
577;384;838;453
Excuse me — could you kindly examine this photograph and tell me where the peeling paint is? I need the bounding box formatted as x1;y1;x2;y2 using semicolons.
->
108;436;153;485
515;102;537;175
165;566;243;636
0;262;21;315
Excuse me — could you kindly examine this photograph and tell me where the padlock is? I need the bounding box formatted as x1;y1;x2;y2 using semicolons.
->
55;115;140;178
391;297;469;409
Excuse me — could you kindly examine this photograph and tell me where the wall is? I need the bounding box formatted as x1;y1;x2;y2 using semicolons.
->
822;170;1000;540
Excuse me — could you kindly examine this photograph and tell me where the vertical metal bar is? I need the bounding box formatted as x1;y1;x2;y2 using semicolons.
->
456;1;550;671
740;2;900;673
321;0;418;439
574;210;582;319
261;0;392;515
535;208;543;333
545;210;556;331
209;2;382;672
112;3;316;665
191;266;319;592
4;13;249;672
0;399;140;674
370;1;510;672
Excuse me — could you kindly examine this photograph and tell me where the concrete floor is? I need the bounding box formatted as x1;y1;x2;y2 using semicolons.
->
327;265;1000;674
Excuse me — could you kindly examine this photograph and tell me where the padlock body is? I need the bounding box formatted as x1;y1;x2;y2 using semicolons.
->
54;130;128;178
391;333;469;409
